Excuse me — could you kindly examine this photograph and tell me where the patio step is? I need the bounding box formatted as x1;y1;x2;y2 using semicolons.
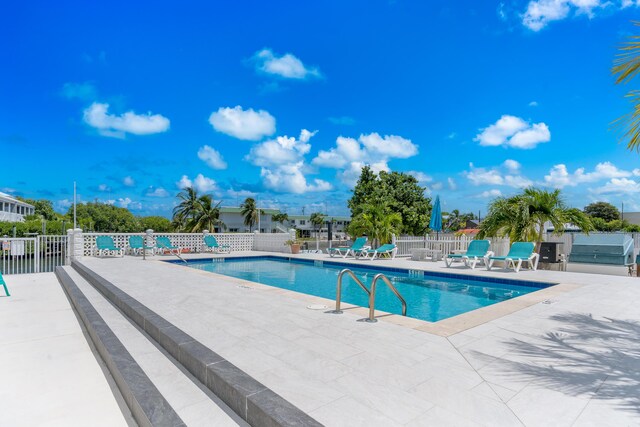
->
55;266;246;427
68;259;323;427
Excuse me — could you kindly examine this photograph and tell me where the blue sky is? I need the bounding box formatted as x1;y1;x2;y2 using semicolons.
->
2;0;640;217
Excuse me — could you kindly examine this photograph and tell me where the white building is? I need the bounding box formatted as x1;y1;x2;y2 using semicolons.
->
219;207;282;233
287;215;351;238
217;207;351;237
0;192;34;222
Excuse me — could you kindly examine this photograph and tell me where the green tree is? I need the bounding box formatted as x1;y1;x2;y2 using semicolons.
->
612;21;640;150
18;198;56;220
188;195;225;232
348;204;402;247
444;209;475;232
172;187;200;228
348;167;430;235
240;197;259;232
584;202;620;222
348;165;378;214
478;188;593;245
68;202;141;232
309;212;326;237
140;216;173;232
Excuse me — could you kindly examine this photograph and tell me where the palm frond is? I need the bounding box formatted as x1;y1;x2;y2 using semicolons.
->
612;22;640;151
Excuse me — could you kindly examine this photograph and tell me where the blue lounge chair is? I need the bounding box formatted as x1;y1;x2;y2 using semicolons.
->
156;236;182;256
356;243;397;260
203;235;231;253
327;237;368;258
95;236;124;257
485;242;538;272
1;272;9;296
445;240;492;269
128;235;155;256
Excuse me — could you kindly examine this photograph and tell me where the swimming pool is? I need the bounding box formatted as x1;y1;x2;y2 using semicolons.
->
183;256;555;322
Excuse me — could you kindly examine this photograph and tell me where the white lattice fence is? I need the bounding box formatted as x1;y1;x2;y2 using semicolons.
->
83;233;138;255
82;232;255;255
253;233;292;253
212;233;254;251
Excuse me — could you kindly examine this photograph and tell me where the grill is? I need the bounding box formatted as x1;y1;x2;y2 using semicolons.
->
568;234;635;266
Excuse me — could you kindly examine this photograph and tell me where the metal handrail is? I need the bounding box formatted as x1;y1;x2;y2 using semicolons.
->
329;269;371;314
368;273;407;322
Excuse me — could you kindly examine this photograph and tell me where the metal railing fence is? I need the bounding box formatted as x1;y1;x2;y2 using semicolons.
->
0;235;68;275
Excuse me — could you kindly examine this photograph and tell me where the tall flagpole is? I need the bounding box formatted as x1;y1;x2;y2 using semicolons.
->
73;181;77;229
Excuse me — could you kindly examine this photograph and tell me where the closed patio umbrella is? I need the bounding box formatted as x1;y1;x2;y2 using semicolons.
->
429;195;442;238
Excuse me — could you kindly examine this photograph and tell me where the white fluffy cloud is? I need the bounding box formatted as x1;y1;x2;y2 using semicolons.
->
591;178;640;195
543;162;632;188
209;106;276;141
176;174;218;193
116;197;142;210
464;160;533;188
247;129;315;167
261;162;332;194
198;145;227;170
176;175;192;190
474;115;550;149
522;0;637;31
312;136;367;168
503;159;521;172
359;133;418;158
83;102;170;138
146;187;169;198
253;48;321;80
123;176;135;187
313;133;419;186
245;130;331;194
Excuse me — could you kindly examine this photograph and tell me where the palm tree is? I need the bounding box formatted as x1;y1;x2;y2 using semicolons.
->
348;204;402;247
240;197;259;232
309;212;326;238
188;195;225;232
271;212;289;228
612;21;640;150
478;188;592;247
173;187;200;229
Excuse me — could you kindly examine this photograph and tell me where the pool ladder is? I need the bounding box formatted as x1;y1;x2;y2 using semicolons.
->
329;269;407;323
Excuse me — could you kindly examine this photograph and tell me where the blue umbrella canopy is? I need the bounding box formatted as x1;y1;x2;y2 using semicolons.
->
429;195;442;232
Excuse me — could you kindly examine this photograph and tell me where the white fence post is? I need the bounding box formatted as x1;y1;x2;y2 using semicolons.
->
66;229;73;264
34;236;40;273
72;228;84;260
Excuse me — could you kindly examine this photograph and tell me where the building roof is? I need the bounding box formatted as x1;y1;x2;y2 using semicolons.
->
288;215;351;221
0;192;34;208
219;206;281;215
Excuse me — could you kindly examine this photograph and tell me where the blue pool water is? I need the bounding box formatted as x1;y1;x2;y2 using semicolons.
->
184;257;554;322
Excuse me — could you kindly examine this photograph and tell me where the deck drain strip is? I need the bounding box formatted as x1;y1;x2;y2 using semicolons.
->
71;259;322;427
55;267;185;427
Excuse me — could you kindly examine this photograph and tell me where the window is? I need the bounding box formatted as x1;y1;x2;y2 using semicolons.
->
299;220;306;225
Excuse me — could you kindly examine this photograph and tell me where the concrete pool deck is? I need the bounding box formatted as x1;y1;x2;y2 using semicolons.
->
66;252;640;426
0;272;131;427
